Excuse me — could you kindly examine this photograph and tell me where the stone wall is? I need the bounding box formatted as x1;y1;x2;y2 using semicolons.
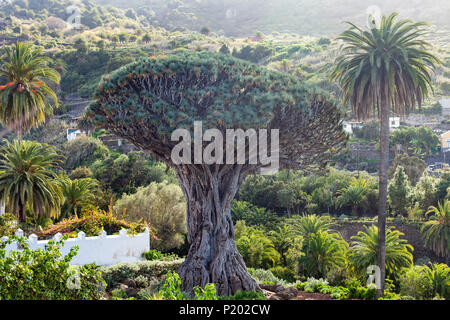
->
335;221;449;265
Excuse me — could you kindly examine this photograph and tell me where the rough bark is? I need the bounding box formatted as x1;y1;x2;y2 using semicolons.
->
174;164;260;296
377;93;389;298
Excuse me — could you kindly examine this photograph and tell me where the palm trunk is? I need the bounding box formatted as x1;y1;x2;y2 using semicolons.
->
377;94;389;298
175;165;260;296
19;201;26;223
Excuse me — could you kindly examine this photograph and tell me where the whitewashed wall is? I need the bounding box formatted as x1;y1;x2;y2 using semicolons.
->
1;228;150;266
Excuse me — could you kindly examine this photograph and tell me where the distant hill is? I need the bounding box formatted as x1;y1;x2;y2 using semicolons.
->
91;0;450;37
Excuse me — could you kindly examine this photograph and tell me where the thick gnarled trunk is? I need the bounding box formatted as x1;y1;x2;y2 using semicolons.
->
174;165;260;296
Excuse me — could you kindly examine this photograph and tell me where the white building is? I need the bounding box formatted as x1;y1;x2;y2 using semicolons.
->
441;98;450;116
344;117;400;136
66;128;84;142
389;117;400;130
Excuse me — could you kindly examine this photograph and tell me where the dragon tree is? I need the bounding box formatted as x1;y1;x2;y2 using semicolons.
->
87;51;346;296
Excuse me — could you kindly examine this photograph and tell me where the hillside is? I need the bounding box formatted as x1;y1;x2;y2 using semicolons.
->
90;0;450;37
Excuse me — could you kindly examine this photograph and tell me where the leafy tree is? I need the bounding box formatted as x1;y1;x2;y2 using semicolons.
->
113;181;187;251
388;166;412;216
331;13;439;296
62;135;109;171
412;173;439;212
390;126;440;156
87;51;346;295
200;26;210;35
219;44;230;55
349;225;414;279
0;42;60;137
352;120;379;141
388;153;426;186
231;200;278;228
422;201;450;258
0;140;62;222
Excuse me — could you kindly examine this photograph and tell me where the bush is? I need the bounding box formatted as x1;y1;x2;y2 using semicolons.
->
36;207;147;239
0;235;105;300
269;266;296;283
0;213;18;237
142;249;180;262
62;135;109;171
100;260;184;289
220;290;266;300
113;181;186;251
399;265;434;299
249;268;288;286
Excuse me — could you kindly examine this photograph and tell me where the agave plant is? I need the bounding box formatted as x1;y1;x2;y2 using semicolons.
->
349;225;413;278
422;201;450;258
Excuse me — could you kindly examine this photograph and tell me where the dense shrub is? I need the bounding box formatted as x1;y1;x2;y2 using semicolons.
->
0;236;105;300
101;260;184;289
231;200;279;228
142;249;180;262
62;135;109;171
399;265;434;299
113;181;187;250
248;268;289;286
0;213;18;237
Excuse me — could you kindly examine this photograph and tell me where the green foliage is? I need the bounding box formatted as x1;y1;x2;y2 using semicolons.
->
142;249;180;262
249;268;289;286
390;126;441;156
388;166;413;216
113;181;186;251
58;176;99;220
0;139;63;222
349;225;414;278
142;249;163;261
220;290;266;300
352;120;379;141
0;42;60;135
289;214;335;237
100;260;184;289
0;213;18;237
235;221;280;269
298;230;348;278
160;272;185;300
62;135;109;171
399;265;435;299
388;154;427;186
194;283;218;300
92;152;175;195
0;235;105;300
422;200;450;258
36;206;147;239
231;201;279;228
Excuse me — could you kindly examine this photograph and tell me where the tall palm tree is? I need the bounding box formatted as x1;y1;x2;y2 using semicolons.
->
0;140;63;223
330;12;440;296
335;177;373;216
0;42;60;138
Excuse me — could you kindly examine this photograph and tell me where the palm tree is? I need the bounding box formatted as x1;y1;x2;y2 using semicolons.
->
289;214;335;238
0;140;63;223
422;201;449;259
269;224;294;265
349;225;413;279
330;12;440;296
58;176;98;221
0;42;60;138
335;177;374;216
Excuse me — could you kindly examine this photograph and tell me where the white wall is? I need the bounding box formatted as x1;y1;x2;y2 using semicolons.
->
2;228;150;266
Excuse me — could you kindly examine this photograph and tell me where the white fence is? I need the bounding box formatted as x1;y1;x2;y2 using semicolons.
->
1;228;150;266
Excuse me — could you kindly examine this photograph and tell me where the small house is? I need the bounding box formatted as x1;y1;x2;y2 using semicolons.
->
67;128;84;142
